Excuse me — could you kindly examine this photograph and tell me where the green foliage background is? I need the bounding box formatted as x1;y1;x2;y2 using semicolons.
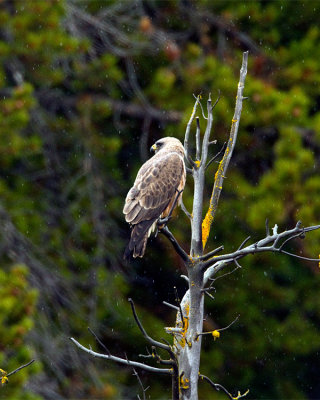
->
0;0;319;399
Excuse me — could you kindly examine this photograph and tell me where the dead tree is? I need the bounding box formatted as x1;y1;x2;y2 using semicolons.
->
71;52;320;400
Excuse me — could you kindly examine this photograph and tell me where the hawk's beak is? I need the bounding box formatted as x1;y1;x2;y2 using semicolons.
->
150;144;157;153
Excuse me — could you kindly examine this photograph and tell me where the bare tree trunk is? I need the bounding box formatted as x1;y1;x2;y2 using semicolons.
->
176;269;204;399
175;52;249;400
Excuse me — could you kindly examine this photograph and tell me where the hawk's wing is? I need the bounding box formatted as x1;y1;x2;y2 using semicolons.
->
123;152;185;258
124;152;184;224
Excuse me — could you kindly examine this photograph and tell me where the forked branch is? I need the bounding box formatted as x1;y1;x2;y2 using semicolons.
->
71;298;178;377
203;221;320;284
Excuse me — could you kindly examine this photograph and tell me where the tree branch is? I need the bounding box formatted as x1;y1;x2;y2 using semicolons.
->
265;218;270;237
196;117;201;161
88;327;111;355
70;338;172;375
180;198;192;220
200;93;214;168
206;141;227;171
198;245;224;261
132;367;149;400
159;226;189;262
163;301;179;311
128;298;172;353
195;314;239;339
184;95;201;166
199;374;249;400
203;222;320;283
202;51;248;250
6;359;35;378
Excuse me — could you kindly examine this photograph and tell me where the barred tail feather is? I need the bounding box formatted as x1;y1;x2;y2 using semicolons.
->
123;219;157;261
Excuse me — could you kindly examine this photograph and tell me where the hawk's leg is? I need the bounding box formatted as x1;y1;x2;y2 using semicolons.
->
157;189;183;227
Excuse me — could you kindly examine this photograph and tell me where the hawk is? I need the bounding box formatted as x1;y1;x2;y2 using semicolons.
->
123;137;186;259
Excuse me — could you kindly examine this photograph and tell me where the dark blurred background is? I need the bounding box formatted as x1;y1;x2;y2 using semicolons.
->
0;1;320;399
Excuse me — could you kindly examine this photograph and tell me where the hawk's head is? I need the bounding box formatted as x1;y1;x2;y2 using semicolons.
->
150;137;184;155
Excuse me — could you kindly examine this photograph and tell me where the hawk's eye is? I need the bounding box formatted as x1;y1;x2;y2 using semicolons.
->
156;141;163;147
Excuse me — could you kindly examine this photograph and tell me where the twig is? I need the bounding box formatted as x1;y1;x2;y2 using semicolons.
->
273;224;279;236
209;264;240;283
206;142;227;170
202;284;216;293
184;95;201;164
199;245;224;261
138;347;153;359
180;198;192;220
203;291;215;301
196;315;239;339
6;360;35;378
196;117;201;161
217;314;240;332
132;367;149;400
199;374;249;400
234;259;243;269
165;327;184;335
278;230;305;251
88;327;111;355
210;89;221;111
265;218;270;237
278;249;320;262
200;93;214;168
151;346;175;366
163;301;179;311
237;236;251;250
193;94;207;120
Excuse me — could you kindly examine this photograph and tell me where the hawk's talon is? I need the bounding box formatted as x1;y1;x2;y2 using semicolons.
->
157;188;183;228
158;216;172;227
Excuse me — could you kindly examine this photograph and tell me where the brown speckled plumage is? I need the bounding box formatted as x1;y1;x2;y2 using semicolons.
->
123;137;186;259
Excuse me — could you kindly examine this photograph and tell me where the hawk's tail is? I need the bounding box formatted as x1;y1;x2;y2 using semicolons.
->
123;219;156;261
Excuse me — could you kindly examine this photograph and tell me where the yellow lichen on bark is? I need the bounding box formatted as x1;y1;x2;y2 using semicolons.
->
202;142;231;249
202;206;214;249
194;160;201;168
180;375;190;390
1;376;8;385
177;302;190;348
0;369;8;385
232;389;250;400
